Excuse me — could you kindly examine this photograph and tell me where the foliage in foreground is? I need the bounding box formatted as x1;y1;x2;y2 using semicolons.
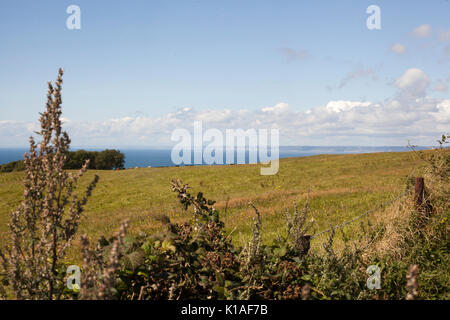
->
0;69;98;299
72;144;448;300
91;136;447;300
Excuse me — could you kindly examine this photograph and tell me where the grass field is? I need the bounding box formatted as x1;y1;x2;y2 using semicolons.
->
0;151;425;260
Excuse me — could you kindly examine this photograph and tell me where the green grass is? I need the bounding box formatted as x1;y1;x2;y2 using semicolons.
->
0;151;425;260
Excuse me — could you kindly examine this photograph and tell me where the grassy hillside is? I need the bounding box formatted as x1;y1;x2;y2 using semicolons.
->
0;151;425;257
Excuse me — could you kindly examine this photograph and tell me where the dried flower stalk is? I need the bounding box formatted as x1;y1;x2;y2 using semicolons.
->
0;69;98;299
79;220;129;300
406;264;419;300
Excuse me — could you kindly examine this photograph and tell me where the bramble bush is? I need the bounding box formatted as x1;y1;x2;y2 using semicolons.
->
93;182;372;300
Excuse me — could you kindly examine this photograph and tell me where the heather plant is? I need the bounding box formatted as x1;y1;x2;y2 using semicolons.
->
0;69;99;299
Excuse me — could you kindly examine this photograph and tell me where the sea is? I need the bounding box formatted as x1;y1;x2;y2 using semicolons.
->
0;146;430;169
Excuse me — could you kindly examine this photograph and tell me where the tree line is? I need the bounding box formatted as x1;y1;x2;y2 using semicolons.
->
0;149;125;172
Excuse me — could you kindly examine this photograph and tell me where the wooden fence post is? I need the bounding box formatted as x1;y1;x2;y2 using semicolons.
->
414;177;425;212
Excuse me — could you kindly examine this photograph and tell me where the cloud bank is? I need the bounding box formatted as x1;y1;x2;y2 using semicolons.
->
0;69;448;148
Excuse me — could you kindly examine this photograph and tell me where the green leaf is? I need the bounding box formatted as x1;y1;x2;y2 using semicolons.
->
301;275;312;281
213;286;224;295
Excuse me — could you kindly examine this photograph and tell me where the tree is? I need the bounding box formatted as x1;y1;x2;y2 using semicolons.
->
94;149;125;170
64;149;97;169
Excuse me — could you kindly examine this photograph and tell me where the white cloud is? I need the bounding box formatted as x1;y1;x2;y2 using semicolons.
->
2;100;447;147
412;24;432;38
439;30;450;42
434;82;448;93
338;68;375;89
1;69;448;147
442;45;450;63
325;101;372;113
278;47;310;62
435;30;450;63
390;43;406;54
261;102;290;114
433;100;450;122
394;68;430;98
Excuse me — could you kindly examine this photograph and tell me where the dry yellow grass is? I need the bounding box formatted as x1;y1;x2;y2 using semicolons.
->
0;151;427;262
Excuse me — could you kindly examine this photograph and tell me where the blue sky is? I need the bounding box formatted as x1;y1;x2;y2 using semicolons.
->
0;0;449;147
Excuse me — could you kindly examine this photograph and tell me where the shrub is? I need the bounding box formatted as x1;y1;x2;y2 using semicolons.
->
1;148;125;172
92;149;125;170
0;160;25;172
0;69;98;299
82;180;371;300
64;150;97;170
